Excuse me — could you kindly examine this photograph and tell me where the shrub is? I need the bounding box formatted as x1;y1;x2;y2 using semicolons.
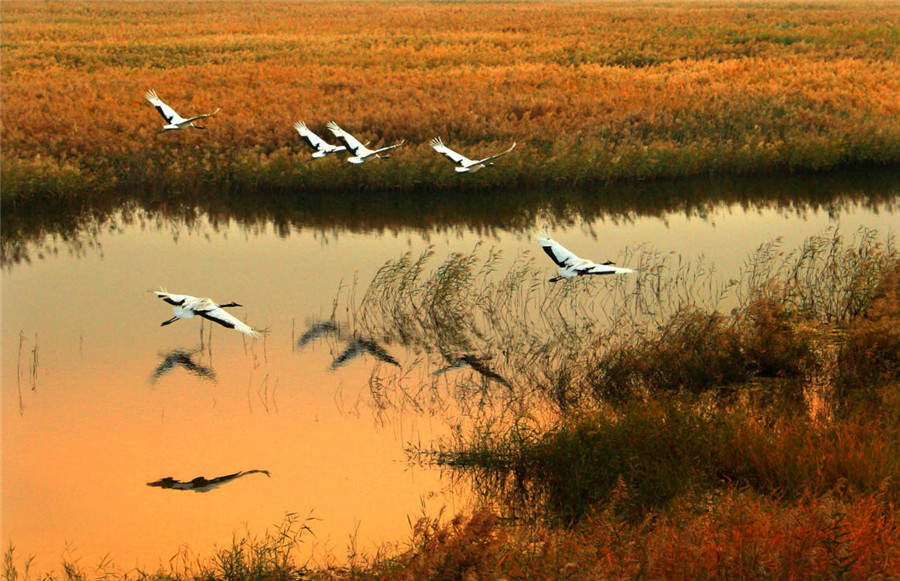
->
837;266;900;404
587;308;748;402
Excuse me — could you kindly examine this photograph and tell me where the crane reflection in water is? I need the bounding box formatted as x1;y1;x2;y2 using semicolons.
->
151;347;217;384
295;319;400;370
147;470;270;493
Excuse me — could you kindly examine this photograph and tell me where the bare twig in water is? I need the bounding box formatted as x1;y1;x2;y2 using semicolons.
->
17;330;25;415
31;332;39;391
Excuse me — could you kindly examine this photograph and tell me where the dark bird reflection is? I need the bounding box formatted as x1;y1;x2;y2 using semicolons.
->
296;319;400;369
147;469;270;493
151;348;216;383
296;320;340;348
331;337;400;369
434;354;510;387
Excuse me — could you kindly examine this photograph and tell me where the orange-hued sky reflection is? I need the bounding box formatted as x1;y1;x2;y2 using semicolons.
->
3;201;897;575
2;327;461;573
1;222;471;575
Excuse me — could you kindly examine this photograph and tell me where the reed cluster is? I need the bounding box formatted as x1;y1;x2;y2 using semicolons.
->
4;1;900;201
9;488;898;579
346;227;895;415
350;227;900;577
3;514;314;581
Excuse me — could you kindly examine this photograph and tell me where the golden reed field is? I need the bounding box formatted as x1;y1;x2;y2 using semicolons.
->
2;1;900;200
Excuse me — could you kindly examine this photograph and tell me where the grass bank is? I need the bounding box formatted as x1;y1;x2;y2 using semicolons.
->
3;1;900;202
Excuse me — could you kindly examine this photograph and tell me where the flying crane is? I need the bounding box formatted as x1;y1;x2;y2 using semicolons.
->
536;236;634;282
154;290;259;338
144;90;219;132
294;121;347;158
326;121;404;164
430;137;516;173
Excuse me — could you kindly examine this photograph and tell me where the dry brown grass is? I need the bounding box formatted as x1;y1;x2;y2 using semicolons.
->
355;492;900;580
837;265;900;402
3;1;900;200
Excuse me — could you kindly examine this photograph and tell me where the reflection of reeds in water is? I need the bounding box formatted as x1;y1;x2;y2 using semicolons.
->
4;169;898;271
337;227;897;426
199;318;209;358
341;242;730;419
247;373;279;415
16;330;39;415
31;333;39;391
17;331;25;415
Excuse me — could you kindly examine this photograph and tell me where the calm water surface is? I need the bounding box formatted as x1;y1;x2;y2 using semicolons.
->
2;174;898;574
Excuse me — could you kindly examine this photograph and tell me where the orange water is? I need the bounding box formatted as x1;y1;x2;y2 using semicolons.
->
2;204;896;574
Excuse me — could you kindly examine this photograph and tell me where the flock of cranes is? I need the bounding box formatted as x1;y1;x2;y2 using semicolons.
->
147;91;635;343
145;90;516;171
142;90;639;493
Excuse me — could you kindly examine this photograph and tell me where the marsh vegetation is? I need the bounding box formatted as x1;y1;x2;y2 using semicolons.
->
3;1;900;202
5;1;900;578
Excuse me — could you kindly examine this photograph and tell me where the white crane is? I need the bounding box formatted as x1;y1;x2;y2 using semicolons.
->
536;236;634;282
294;121;346;158
326;121;403;164
154;290;259;338
144;90;219;132
430;137;516;173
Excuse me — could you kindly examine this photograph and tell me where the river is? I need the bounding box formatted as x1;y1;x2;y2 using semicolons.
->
2;170;898;574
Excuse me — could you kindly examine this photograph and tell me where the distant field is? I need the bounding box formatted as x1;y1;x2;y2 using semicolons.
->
3;1;900;200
